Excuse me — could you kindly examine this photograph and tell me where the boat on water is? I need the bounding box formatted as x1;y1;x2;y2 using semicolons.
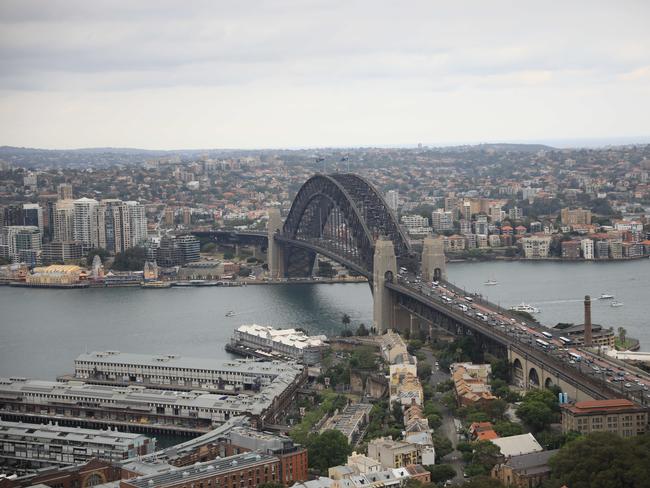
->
509;303;540;314
610;301;624;308
141;281;171;289
225;311;236;317
484;279;499;286
599;293;615;300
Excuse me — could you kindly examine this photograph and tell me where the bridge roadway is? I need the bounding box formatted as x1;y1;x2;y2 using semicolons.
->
385;279;622;402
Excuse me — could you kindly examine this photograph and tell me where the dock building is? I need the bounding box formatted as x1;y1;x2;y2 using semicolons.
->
0;371;305;434
231;325;328;365
70;351;304;393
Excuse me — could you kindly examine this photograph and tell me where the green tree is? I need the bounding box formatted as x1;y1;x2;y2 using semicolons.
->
417;361;433;381
493;421;523;437
306;430;351;473
86;247;109;267
432;434;453;462
112;246;147;271
516;400;554;433
341;313;351;328
426;464;456;483
463;476;505;488
356;323;370;336
618;326;627;343
548;432;650;488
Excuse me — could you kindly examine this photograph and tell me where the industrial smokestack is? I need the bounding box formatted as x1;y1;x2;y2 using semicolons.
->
584;295;593;346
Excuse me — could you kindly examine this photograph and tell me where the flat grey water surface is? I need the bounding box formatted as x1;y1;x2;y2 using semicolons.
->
447;259;650;350
0;283;373;379
1;259;649;380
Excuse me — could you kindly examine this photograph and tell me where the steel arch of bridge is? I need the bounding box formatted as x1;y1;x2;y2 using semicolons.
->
281;173;411;276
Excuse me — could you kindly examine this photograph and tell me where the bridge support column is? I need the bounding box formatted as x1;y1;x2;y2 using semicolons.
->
421;236;446;282
267;208;285;280
373;238;398;334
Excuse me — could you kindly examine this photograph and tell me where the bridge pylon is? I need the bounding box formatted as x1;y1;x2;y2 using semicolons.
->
421;235;446;282
267;208;285;280
373;237;398;334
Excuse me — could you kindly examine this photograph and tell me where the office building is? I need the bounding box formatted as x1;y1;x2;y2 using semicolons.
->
561;399;648;437
22;204;43;235
42;241;84;264
178;234;200;262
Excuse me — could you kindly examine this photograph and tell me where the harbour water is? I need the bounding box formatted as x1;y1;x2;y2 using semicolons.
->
1;258;649;379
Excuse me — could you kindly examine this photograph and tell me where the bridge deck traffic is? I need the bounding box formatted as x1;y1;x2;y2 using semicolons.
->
387;273;650;405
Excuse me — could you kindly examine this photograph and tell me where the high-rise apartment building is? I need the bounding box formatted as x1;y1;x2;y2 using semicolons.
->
22;203;43;235
126;201;147;246
73;198;99;247
57;183;73;200
386;190;399;212
102;199;131;254
431;210;454;232
581;239;594;260
53;200;75;242
1;226;42;264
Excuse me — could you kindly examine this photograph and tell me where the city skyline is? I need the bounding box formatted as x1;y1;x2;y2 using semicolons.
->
1;1;650;149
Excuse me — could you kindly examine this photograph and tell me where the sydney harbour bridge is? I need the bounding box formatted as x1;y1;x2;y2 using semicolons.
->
194;173;645;405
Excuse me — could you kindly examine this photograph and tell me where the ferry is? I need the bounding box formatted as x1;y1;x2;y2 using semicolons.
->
483;279;499;286
610;301;624;308
509;303;540;314
141;281;171;289
225;311;236;317
599;293;615;300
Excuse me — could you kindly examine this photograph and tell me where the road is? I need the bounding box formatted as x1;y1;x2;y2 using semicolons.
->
421;348;466;485
398;271;650;405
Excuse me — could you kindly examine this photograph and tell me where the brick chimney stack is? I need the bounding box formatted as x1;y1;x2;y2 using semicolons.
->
584;295;593;346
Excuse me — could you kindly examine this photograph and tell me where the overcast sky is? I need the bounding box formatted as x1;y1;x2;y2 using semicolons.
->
1;0;649;149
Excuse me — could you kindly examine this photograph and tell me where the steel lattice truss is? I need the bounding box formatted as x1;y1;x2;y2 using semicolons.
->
281;173;411;276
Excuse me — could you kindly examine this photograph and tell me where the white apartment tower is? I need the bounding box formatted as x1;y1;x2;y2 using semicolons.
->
53;200;75;242
581;239;594;260
73;198;99;247
386;190;399;212
126;201;147;246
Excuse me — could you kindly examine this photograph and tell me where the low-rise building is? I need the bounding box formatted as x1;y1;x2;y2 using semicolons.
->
490;434;543;458
25;265;83;286
450;363;496;406
120;452;281;488
520;236;552;259
320;403;373;445
367;438;420;469
0;420;154;474
561;399;648;437
491;449;558;488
